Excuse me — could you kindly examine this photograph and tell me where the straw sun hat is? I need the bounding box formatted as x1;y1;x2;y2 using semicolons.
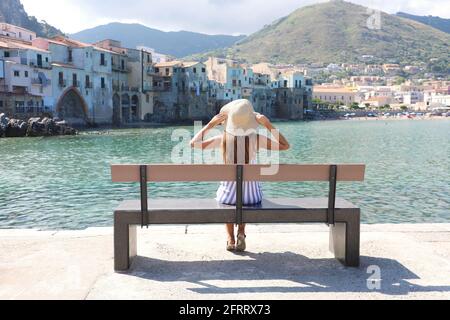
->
220;99;259;137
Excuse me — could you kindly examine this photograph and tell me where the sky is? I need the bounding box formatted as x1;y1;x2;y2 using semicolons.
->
20;0;450;35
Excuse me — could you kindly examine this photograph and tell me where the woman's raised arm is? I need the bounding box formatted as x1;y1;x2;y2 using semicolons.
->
190;114;227;150
255;114;290;151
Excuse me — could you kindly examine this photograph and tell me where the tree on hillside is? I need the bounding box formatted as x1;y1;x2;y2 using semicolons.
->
394;76;407;85
428;58;449;74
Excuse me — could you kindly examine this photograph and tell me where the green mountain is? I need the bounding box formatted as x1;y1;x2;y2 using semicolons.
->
0;0;62;38
193;1;450;65
397;12;450;34
71;22;246;58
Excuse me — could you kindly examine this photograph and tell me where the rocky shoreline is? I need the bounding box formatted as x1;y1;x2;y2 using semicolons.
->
0;114;77;138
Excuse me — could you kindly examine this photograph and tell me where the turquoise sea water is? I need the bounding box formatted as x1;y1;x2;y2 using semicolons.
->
0;119;449;229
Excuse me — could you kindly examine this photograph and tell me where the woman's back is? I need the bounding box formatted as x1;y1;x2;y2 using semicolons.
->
189;99;290;252
216;134;263;206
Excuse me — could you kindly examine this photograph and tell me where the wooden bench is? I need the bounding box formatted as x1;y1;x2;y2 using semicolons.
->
111;164;366;272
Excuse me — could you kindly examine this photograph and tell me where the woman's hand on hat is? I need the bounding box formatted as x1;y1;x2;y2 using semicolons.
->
208;113;228;128
255;113;272;129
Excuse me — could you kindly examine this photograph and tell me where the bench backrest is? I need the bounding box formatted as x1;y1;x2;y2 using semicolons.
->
111;164;365;183
111;164;365;227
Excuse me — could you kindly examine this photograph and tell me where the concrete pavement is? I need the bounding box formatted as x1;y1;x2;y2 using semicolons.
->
1;224;450;300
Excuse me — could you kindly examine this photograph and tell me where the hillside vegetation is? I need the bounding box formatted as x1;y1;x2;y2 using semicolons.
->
191;1;450;66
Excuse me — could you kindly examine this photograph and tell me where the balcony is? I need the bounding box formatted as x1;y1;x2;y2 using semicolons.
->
143;83;152;92
12;86;28;94
112;64;130;73
147;67;164;77
152;73;171;80
152;85;171;92
85;81;93;89
254;80;268;87
190;85;207;93
58;80;67;88
29;60;52;69
31;78;52;86
72;81;81;88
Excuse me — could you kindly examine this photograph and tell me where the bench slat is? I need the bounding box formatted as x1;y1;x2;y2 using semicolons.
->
114;198;359;225
115;198;358;211
111;164;365;183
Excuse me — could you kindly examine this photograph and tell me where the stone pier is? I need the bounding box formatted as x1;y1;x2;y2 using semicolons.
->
1;224;449;300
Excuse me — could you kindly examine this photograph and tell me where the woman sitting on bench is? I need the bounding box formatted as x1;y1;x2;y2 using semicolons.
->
190;99;290;252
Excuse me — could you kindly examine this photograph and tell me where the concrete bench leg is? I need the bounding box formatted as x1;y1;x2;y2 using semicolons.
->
329;212;360;267
114;214;137;272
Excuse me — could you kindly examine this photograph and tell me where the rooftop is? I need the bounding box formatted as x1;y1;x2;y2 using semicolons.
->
154;60;183;68
0;37;50;53
182;61;204;68
154;61;203;68
313;86;355;93
45;36;117;54
0;23;36;35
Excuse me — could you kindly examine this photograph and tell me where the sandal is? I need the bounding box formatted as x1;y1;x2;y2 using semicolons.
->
226;241;236;251
236;234;247;252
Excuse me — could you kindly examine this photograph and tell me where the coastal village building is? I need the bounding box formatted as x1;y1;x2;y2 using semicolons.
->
347;76;385;86
326;64;343;73
207;59;312;119
136;46;172;64
1;23;36;42
392;83;425;105
422;81;450;94
313;86;359;106
362;86;395;102
252;72;274;116
424;91;450;107
252;63;280;81
382;64;401;75
94;39;155;124
342;64;365;74
273;70;313;119
240;65;254;102
404;65;421;74
364;65;384;76
252;62;313;117
0;27;52;119
361;96;393;108
150;60;214;122
205;57;244;102
1;23;314;125
173;61;211;120
32;36;115;125
4;22;446;122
